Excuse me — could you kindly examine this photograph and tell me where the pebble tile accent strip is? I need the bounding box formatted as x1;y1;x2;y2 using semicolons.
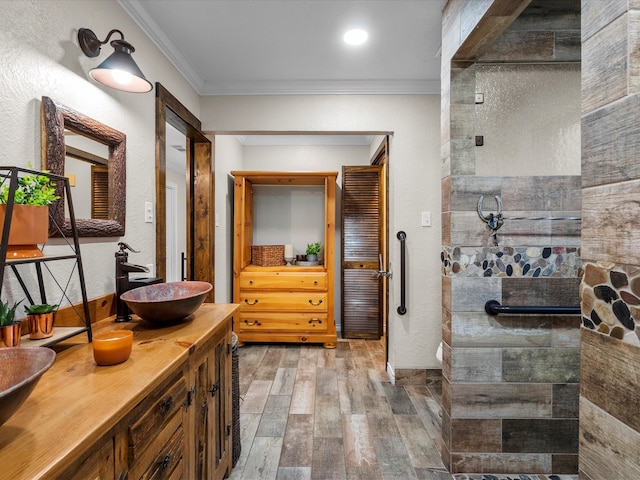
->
581;262;640;346
453;476;577;480
442;246;582;278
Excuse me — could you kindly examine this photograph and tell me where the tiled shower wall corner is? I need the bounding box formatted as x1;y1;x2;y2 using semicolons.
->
579;2;640;477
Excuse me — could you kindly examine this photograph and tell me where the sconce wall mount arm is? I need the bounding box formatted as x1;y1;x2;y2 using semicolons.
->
78;28;124;58
78;27;152;93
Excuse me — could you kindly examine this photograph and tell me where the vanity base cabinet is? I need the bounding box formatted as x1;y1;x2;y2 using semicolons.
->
5;305;239;480
232;171;338;349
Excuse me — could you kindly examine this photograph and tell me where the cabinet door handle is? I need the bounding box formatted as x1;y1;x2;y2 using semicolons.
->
160;453;171;472
308;318;323;324
309;299;323;306
244;298;259;305
210;381;220;397
244;319;261;326
186;387;195;407
159;395;173;416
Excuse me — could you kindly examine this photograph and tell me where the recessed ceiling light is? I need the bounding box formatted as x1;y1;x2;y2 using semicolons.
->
343;29;368;46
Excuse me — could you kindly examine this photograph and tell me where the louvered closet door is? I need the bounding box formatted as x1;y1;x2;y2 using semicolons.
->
91;165;109;219
341;165;383;338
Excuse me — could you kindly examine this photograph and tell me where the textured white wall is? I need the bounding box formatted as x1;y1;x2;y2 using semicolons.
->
203;95;442;371
214;135;243;303
0;0;198;307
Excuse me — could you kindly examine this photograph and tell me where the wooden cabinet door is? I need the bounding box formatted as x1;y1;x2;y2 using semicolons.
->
188;325;231;480
211;325;232;480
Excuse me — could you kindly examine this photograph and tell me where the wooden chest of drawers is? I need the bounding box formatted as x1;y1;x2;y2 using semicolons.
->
236;268;336;347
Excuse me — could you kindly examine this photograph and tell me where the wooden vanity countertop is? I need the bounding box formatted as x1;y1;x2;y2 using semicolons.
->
0;302;239;480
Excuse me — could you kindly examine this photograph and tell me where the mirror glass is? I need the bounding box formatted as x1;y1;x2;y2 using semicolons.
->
41;96;126;237
64;131;110;220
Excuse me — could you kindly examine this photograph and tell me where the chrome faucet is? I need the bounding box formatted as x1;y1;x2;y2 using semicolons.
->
115;242;149;322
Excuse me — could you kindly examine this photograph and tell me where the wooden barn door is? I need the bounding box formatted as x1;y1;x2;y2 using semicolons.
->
341;157;387;339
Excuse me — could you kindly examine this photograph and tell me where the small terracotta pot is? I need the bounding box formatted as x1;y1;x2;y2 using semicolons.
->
28;312;54;339
1;323;22;347
0;205;49;259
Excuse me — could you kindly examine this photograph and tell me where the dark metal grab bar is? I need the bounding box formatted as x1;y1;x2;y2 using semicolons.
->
485;300;580;316
397;231;407;315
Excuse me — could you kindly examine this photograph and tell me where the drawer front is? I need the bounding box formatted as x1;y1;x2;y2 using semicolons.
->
239;292;328;312
131;412;184;480
237;312;328;333
129;374;187;455
240;272;327;290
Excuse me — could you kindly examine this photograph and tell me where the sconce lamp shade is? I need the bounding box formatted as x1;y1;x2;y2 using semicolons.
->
78;28;152;93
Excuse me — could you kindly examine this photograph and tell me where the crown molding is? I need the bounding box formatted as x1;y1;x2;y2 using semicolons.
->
199;79;441;96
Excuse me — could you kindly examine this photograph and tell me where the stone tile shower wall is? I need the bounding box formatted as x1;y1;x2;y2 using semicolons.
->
440;0;582;475
441;175;582;475
579;1;640;478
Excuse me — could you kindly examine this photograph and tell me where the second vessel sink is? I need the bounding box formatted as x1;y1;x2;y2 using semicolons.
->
120;281;212;324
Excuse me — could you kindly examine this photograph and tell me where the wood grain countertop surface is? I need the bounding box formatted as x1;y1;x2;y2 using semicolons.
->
0;302;239;480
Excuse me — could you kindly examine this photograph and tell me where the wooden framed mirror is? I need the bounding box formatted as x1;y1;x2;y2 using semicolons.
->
41;96;126;236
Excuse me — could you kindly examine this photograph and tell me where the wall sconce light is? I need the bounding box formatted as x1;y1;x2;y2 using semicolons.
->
78;28;152;93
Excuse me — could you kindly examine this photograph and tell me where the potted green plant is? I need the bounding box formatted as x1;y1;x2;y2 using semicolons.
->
0;299;22;347
305;242;322;263
24;303;57;340
0;170;60;259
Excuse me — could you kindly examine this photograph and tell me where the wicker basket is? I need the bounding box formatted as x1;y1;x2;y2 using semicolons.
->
251;245;285;266
231;332;241;467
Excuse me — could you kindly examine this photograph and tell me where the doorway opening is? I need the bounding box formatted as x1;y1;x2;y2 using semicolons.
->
213;132;390;354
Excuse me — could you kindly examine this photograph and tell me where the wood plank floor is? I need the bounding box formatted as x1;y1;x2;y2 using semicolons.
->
229;339;450;480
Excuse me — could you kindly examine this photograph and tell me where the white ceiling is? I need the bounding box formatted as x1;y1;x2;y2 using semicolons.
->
118;0;446;96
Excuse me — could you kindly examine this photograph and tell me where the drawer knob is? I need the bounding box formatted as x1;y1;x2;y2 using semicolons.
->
313;280;318;285
160;453;171;472
244;298;259;305
244;319;261;326
308;318;323;325
309;299;323;306
159;396;173;416
249;280;254;285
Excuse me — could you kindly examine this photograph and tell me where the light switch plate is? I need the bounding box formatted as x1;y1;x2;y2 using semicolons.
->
144;201;153;223
421;211;431;227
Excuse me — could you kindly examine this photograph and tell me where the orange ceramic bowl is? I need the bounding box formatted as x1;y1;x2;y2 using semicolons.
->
93;330;133;366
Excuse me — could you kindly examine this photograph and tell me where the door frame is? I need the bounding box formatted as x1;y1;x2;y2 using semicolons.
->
371;136;389;362
155;83;215;300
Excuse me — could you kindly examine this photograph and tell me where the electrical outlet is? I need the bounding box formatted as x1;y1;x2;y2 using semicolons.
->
421;211;431;227
144;201;153;223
